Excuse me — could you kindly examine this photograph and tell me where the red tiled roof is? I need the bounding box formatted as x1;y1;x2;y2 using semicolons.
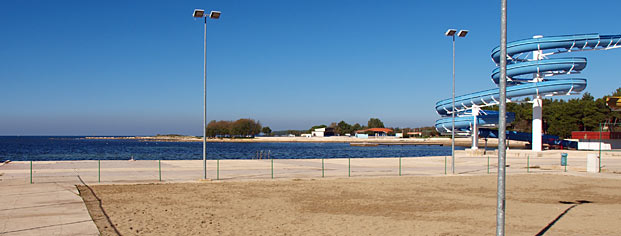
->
355;128;394;133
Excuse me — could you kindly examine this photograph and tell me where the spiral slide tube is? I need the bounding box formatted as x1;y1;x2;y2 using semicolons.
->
435;33;621;151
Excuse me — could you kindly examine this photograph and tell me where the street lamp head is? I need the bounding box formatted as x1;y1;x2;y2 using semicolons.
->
209;11;221;19
457;30;469;37
445;29;457;37
193;9;205;18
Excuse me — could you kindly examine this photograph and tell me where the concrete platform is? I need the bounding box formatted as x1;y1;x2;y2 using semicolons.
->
0;179;98;236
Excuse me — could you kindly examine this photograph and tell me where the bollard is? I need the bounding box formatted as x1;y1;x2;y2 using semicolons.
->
217;159;220;180
271;158;274;179
399;157;402;176
158;160;161;182
98;160;101;183
30;160;33;184
321;158;324;178
348;158;351;177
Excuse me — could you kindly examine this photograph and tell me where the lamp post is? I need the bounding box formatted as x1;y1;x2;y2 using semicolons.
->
497;0;508;234
445;29;468;174
193;9;221;180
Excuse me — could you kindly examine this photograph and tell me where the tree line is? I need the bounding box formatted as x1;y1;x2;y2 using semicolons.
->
206;119;270;138
302;118;439;137
488;87;620;138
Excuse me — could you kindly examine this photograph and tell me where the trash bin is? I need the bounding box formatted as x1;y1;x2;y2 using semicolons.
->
560;153;568;166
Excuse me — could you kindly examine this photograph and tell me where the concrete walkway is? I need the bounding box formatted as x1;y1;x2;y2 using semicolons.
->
0;178;98;235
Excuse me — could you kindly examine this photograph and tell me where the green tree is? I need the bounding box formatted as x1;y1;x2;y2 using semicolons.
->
231;119;262;137
336;120;352;135
261;126;272;135
352;123;362;132
206;120;232;137
367;118;385;128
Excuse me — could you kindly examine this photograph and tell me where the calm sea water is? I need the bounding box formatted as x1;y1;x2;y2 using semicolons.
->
0;136;464;161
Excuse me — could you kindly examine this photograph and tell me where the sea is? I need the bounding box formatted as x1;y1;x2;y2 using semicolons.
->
0;136;465;161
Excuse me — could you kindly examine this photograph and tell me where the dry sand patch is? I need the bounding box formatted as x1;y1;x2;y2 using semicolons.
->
79;174;621;235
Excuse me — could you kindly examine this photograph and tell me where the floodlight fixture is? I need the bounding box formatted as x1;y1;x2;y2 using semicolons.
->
445;29;457;37
457;30;469;37
193;9;205;18
209;11;221;19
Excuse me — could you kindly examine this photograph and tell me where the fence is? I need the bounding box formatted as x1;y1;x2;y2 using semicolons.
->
1;150;620;185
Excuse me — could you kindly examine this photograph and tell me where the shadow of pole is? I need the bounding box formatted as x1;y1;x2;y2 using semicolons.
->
535;200;592;236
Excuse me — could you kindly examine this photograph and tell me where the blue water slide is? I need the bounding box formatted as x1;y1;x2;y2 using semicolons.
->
434;33;621;147
490;57;586;84
435;78;586;116
491;33;621;63
435;111;515;134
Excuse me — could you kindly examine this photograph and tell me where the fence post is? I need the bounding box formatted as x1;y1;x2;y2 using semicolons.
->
158;160;161;182
98;160;101;183
348;158;351;177
217;159;220;180
321;158;324;178
527;155;530;173
399;157;402;176
271;157;274;179
487;155;490;174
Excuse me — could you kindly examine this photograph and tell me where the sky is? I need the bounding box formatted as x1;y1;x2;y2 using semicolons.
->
1;0;620;136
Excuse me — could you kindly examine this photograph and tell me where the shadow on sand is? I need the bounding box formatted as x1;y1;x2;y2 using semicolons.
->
535;200;593;236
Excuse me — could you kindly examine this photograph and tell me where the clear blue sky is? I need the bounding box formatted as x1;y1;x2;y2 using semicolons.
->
1;0;620;136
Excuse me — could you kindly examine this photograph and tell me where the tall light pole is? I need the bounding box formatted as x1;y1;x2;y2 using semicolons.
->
193;9;221;180
497;0;508;234
445;29;468;174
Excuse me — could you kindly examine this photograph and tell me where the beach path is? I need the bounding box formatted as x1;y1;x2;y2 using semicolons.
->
0;178;99;236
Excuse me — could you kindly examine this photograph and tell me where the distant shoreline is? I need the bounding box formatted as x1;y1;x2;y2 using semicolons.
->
83;135;528;148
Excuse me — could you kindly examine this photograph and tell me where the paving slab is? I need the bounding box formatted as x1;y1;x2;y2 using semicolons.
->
0;179;98;236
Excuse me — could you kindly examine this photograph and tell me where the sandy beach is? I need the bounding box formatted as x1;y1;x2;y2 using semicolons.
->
79;173;621;236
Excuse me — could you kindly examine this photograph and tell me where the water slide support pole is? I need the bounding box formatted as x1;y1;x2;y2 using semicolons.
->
471;106;480;150
532;98;543;152
532;39;543;152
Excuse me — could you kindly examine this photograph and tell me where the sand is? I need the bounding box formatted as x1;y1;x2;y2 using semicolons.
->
79;173;621;235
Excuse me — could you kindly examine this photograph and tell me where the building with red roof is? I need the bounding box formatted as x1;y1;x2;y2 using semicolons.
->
355;128;394;136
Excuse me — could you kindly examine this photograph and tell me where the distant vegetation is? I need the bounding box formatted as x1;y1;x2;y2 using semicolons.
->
298;118;440;138
488;87;620;138
205;119;262;138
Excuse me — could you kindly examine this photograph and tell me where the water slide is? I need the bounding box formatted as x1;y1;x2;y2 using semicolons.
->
435;33;621;150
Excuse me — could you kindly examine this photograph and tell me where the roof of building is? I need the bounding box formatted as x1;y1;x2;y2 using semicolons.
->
355;128;394;133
